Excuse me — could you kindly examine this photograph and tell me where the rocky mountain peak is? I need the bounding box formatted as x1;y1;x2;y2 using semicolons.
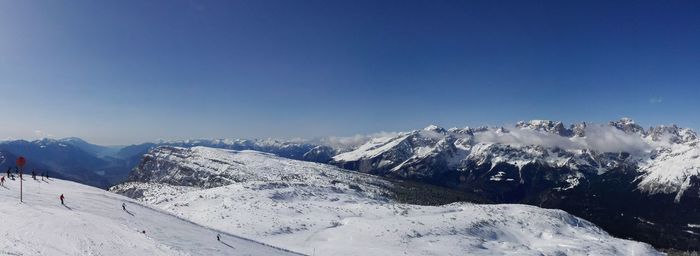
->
647;125;698;144
570;122;587;137
423;124;446;133
609;118;645;134
516;120;572;136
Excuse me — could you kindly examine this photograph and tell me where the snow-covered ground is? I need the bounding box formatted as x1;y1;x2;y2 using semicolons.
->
0;176;300;256
112;147;661;256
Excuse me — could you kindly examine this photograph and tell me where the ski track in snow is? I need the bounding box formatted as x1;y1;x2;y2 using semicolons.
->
0;177;301;256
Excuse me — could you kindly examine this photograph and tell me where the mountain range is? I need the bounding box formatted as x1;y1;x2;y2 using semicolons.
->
5;118;700;251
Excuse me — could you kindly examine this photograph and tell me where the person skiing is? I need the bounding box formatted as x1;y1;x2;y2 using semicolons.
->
59;194;65;205
122;202;126;211
31;170;36;180
0;176;4;186
217;234;221;241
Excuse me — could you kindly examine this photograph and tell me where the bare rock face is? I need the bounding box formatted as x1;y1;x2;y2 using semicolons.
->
128;146;237;188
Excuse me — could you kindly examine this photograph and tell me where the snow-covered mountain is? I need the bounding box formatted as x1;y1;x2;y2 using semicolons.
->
110;146;661;255
331;118;700;202
0;175;299;255
331;118;700;250
117;138;334;164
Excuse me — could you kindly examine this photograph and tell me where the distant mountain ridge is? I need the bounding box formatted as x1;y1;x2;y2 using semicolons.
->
4;118;700;192
6;118;700;251
0;138;119;187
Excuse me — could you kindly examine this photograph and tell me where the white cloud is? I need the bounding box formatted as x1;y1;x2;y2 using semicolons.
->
315;132;401;150
579;125;652;153
315;122;660;154
474;128;577;149
473;124;652;153
33;130;54;139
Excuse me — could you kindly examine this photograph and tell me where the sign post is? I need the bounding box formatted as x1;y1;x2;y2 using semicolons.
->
16;156;26;203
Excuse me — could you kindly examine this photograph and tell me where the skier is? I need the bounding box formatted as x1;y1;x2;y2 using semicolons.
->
60;194;65;205
122;202;126;211
0;176;4;186
217;234;221;241
5;167;10;179
31;170;36;180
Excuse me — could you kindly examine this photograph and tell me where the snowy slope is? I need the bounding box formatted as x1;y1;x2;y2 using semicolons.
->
111;147;661;256
637;142;700;202
0;176;300;256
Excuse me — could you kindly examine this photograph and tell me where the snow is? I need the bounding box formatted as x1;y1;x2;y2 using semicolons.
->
423;124;442;132
553;174;582;191
112;147;661;256
332;133;412;162
637;143;700;201
0;176;300;256
117;189;660;255
490;171;514;182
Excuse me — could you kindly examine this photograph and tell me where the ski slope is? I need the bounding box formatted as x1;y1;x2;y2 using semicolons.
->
0;176;301;256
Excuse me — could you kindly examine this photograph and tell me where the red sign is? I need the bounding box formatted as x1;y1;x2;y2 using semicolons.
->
16;156;26;168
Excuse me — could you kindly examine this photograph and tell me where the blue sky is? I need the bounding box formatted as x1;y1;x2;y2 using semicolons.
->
0;0;699;145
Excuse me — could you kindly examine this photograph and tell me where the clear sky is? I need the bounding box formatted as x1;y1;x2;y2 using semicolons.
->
0;0;699;145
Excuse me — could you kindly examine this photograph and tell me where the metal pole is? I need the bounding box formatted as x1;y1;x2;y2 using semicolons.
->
16;156;26;203
20;167;23;203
